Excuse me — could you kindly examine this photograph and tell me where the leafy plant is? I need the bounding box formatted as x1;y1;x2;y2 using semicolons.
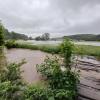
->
0;22;4;46
0;60;25;84
37;39;79;100
0;81;25;100
24;85;54;100
60;39;74;69
5;40;18;48
37;56;79;100
0;60;26;100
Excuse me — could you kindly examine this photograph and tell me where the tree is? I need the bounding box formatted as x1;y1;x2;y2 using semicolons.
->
35;36;41;41
41;33;50;40
0;21;4;46
35;33;50;41
29;37;33;40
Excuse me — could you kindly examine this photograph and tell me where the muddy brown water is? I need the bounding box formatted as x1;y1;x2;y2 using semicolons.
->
6;48;100;100
6;48;51;84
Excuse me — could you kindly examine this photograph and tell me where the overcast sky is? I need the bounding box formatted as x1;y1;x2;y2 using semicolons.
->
0;0;100;37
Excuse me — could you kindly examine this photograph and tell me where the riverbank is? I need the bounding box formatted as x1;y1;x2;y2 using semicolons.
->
6;41;100;58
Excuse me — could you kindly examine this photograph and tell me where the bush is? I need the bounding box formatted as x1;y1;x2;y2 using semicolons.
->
24;85;54;100
60;39;74;69
5;40;19;48
0;23;5;46
0;60;26;85
0;60;26;100
37;56;79;100
0;81;25;100
36;39;79;100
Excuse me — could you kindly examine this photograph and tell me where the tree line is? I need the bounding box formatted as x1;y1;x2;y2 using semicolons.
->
35;33;50;41
4;29;29;40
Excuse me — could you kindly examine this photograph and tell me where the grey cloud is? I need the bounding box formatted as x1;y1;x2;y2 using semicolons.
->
66;18;100;34
0;0;100;37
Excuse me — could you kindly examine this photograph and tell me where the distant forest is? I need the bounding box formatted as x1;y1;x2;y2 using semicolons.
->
3;28;29;40
52;34;100;41
65;34;100;41
3;27;100;41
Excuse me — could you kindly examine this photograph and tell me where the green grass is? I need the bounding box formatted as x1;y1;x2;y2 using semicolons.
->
75;45;100;57
5;41;60;54
5;41;100;57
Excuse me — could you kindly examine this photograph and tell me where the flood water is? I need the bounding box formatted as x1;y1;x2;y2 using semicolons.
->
6;48;51;84
18;40;100;46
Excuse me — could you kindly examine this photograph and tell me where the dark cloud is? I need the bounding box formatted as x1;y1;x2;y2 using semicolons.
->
0;0;100;37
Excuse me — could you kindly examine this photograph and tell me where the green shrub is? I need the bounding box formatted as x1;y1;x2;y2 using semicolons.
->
0;60;26;100
36;39;79;100
60;39;75;69
37;56;79;100
5;40;19;48
24;85;54;100
54;89;75;100
0;81;25;100
0;23;4;46
0;60;26;85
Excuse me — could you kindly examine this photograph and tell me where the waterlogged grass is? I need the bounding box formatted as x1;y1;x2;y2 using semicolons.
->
5;41;100;57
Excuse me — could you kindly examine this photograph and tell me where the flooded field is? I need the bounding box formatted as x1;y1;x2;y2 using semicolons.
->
6;48;100;100
18;40;100;46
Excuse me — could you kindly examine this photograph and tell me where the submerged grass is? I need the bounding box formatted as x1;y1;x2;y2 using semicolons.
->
5;41;100;58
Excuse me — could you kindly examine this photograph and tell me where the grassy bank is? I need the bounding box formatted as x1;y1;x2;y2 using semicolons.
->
5;41;60;54
76;45;100;57
5;41;100;57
